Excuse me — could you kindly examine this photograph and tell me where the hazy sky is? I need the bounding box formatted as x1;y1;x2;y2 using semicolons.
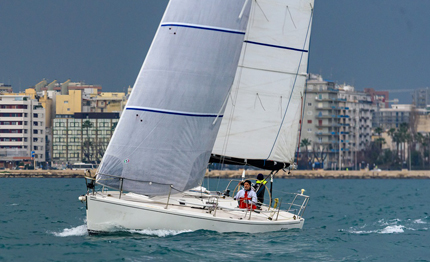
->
1;0;429;103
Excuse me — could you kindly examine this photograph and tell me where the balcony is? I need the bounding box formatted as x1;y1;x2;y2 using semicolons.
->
315;123;340;128
0;133;25;138
315;140;339;145
316;114;337;119
0;125;24;129
315;106;334;110
316;131;339;136
0;141;25;146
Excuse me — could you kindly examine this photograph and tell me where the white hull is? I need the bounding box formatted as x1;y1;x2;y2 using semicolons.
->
86;191;305;233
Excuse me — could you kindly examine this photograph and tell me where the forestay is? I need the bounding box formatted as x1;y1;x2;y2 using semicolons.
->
212;0;314;166
97;0;251;196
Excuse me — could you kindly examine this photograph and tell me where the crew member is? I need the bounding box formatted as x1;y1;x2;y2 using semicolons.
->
253;173;267;207
234;180;257;210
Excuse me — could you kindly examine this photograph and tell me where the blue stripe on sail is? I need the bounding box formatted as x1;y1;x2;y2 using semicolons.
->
126;107;223;118
161;23;246;35
244;40;308;53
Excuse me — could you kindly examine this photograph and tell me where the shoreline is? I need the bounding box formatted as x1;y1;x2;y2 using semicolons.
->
1;169;430;179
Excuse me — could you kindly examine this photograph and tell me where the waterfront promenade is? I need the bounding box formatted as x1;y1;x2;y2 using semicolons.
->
1;169;430;179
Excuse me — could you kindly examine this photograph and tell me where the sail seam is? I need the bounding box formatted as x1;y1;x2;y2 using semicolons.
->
126;106;222;118
161;23;246;35
244;40;308;52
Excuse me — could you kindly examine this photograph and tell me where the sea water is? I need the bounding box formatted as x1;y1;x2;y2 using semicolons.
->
1;178;429;261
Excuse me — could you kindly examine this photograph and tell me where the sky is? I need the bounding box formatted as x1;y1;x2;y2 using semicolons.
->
1;0;429;103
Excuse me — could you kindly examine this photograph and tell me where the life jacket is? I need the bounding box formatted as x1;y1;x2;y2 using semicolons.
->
256;179;267;185
239;190;256;210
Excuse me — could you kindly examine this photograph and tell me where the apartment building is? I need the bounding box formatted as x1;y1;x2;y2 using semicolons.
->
52;112;119;164
413;87;430;109
0;95;46;168
373;104;426;130
301;74;375;169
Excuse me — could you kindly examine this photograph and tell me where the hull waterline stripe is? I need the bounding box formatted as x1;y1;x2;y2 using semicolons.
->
161;23;246;35
244;40;308;53
126;107;223;118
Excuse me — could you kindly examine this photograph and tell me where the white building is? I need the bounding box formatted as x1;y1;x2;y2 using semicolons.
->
301;74;376;170
0;95;46;168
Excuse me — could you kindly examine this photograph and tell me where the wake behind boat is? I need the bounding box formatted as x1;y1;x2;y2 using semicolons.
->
80;0;314;233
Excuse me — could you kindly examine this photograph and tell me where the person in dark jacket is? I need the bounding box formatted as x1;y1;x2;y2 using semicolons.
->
253;173;267;207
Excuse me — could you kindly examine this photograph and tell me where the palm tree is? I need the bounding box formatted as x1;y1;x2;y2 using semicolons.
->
300;139;312;169
375;137;386;149
82;120;93;162
374;127;383;137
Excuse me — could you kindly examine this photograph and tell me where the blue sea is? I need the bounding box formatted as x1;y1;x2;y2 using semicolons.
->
1;178;429;261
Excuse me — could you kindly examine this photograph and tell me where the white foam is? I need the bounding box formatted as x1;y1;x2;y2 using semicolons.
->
413;219;426;224
127;229;192;237
379;225;404;234
52;224;88;237
378;218;401;226
348;230;375;234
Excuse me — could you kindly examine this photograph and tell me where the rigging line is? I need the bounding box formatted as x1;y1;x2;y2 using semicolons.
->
254;0;269;22
213;92;230;125
256;93;266;111
239;64;308;75
286;6;297;29
265;7;314;160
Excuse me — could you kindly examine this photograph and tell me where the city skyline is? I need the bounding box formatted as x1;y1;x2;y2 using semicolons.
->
1;0;429;103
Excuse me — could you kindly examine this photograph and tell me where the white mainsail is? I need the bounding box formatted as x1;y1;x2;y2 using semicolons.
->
212;0;314;168
97;0;251;195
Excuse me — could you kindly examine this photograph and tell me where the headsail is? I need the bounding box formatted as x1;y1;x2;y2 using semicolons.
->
212;0;314;169
97;0;251;195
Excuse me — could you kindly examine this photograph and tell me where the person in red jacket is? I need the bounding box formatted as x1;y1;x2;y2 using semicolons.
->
234;180;257;209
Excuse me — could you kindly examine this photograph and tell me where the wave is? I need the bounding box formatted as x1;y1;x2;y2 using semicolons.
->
344;217;428;235
52;224;88;237
127;229;193;237
413;218;427;224
379;225;404;234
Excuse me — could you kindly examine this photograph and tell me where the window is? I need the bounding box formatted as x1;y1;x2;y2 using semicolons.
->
67;108;70;111
307;128;312;133
64;101;69;104
33;113;38;118
33;130;38;134
308;120;312;124
34;146;38;150
308;103;312;106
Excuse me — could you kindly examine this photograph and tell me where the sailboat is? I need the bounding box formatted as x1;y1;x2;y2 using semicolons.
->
82;0;314;233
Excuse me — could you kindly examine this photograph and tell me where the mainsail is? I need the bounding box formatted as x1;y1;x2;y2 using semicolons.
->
97;0;251;195
212;0;314;169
